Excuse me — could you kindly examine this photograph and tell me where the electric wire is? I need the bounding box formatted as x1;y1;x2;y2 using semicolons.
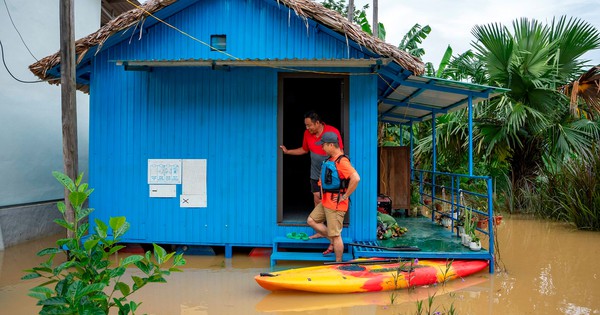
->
0;39;44;83
2;0;38;61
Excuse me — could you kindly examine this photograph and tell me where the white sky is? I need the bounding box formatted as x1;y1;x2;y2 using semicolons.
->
354;0;600;66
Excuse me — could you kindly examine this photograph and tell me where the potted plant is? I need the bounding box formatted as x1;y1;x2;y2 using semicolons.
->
469;234;481;251
461;208;475;246
441;214;452;228
477;215;489;230
456;212;465;236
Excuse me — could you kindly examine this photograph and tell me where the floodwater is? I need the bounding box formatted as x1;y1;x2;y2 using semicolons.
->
1;215;599;314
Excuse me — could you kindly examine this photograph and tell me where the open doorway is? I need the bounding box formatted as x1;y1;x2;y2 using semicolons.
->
277;73;348;224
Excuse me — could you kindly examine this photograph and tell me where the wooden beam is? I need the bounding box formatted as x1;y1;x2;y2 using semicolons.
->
373;0;378;38
60;0;78;238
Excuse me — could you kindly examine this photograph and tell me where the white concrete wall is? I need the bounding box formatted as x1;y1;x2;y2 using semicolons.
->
0;0;101;248
0;0;100;207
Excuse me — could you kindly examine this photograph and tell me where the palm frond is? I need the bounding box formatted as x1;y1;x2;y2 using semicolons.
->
550;16;600;80
471;22;513;86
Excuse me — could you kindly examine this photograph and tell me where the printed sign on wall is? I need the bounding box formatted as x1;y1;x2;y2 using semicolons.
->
180;159;207;208
148;159;182;185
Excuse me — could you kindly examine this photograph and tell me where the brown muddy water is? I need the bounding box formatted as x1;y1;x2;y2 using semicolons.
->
1;215;599;314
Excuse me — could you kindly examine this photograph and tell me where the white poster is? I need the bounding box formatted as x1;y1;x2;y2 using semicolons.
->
181;159;207;208
148;159;182;184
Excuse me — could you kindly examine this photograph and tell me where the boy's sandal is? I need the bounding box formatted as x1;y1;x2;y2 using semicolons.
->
322;245;334;255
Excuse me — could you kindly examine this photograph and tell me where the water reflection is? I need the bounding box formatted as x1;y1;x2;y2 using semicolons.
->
1;215;599;314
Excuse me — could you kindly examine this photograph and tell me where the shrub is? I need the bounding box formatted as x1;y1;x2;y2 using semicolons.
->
22;171;186;314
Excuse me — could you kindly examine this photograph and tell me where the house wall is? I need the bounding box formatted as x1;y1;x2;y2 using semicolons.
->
0;0;99;249
87;0;378;246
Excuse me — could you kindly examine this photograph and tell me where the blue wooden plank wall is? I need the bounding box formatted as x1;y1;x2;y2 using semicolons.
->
348;74;378;241
87;0;380;246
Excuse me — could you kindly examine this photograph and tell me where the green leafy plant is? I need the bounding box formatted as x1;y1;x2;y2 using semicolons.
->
462;208;475;237
388;258;417;304
438;260;455;287
22;171;186;314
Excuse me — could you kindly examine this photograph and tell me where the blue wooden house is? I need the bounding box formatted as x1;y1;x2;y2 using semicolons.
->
31;0;504;267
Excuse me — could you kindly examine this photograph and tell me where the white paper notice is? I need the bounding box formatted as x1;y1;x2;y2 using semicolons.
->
181;159;207;207
148;159;182;184
149;185;176;198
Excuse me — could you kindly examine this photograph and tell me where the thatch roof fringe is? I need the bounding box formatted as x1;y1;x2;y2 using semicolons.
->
29;0;424;92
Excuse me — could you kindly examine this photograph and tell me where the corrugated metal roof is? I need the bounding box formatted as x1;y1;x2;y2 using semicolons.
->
114;58;393;68
377;66;510;125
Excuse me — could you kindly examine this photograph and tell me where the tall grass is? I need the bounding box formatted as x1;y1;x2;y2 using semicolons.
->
516;152;600;230
552;155;600;230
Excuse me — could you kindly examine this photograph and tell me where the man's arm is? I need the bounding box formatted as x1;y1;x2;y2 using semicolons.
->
341;172;360;200
279;145;309;155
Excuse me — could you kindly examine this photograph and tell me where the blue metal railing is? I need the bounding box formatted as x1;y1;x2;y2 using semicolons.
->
413;169;495;269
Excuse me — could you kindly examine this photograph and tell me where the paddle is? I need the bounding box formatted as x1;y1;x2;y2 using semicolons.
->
323;258;397;265
347;243;421;251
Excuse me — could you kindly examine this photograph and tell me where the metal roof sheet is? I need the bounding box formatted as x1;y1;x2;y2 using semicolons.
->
377;67;509;125
114;58;392;69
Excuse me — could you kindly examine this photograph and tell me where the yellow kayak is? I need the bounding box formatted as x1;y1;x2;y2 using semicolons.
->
255;258;488;293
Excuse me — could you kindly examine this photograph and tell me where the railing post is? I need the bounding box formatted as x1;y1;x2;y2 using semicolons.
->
410;122;414;181
468;95;473;176
400;125;404;146
487;176;495;273
432;112;437;174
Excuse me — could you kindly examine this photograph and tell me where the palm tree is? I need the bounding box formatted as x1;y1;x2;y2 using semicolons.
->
468;16;600;207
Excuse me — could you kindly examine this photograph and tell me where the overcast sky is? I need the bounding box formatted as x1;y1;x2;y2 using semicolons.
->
353;0;600;67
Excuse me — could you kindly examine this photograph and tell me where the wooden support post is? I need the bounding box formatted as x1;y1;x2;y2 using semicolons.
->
373;0;378;38
347;0;354;21
60;0;78;238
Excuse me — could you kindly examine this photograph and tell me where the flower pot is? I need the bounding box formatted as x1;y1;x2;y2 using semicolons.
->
462;234;472;247
442;217;452;228
457;226;465;236
494;215;503;226
421;205;430;217
477;219;489;230
469;240;481;251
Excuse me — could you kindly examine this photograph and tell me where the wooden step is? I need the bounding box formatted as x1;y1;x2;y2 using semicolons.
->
270;252;353;267
270;236;354;267
273;236;352;245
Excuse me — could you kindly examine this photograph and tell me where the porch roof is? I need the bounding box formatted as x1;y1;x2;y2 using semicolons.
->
376;64;510;126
